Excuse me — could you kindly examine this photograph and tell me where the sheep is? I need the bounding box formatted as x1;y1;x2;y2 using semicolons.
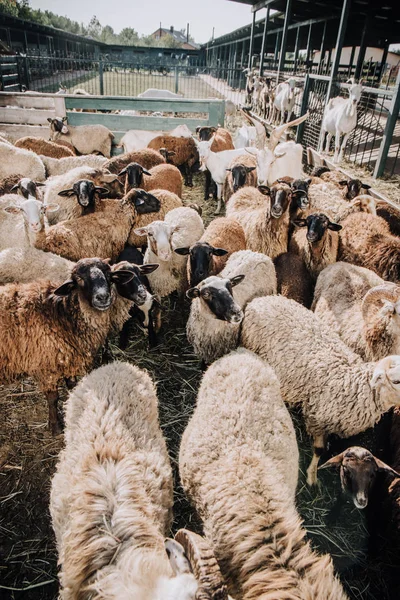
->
0;246;74;285
186;250;277;364
226;182;292;259
319;79;363;164
0;142;46;181
290;213;342;281
119;162;183;198
0;258;133;434
241;294;400;485
119;125;192;153
127;188;183;247
316;168;372;200
15;136;75;159
222;153;257;205
134;207;204;297
273;252;314;308
50;361;222;599
338;212;400;283
195;126;234;152
148;135;199;187
0;195;59;250
35;189;161;262
0;175;44;198
376;199;400;237
41;154;108;178
48;117;114;158
175;217;246;287
313;262;400;361
308;182;376;222
0;174;24;195
104;148;166;174
180;349;347;600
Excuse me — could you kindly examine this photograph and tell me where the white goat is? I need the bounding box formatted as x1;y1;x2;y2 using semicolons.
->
319;79;363;164
273;78;300;124
234;125;257;149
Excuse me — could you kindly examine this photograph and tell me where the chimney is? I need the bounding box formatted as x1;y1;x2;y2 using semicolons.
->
187;23;189;43
170;26;174;35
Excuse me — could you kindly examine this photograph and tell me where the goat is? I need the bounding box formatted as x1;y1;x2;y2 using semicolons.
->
273;78;300;125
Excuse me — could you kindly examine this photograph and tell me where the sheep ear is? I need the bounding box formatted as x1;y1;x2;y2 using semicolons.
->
292;218;307;228
374;457;400;478
95;186;110;197
140;263;159;275
101;173;121;183
362;183;371;190
133;227;148;236
58;188;75;197
34;181;46;187
174;247;190;256
226;168;232;172
10;184;19;193
195;126;201;134
53;279;75;296
186;287;200;299
47;117;53;124
44;203;59;213
319;453;345;469
111;269;134;285
230;274;245;287
338;180;348;186
212;248;228;256
306;178;312;185
62;116;68;122
167;150;176;157
164;539;191;576
118;168;128;176
246;166;256;172
258;185;270;196
4;204;21;215
328;222;342;232
142;169;152;176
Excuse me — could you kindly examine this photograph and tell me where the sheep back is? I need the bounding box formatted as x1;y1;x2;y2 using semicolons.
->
127;189;182;247
143;163;183;198
0;247;74;285
273;252;314;308
41;154;108;177
199;217;246;275
104;149;165;174
15;136;75;159
0;142;45;181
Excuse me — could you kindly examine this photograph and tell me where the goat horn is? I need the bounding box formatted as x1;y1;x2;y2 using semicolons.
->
239;109;266;150
174;529;229;599
361;284;400;320
268;112;309;151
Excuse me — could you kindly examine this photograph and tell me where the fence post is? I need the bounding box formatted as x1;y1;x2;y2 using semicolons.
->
23;55;30;89
296;74;310;144
99;60;104;96
174;66;179;94
373;71;400;178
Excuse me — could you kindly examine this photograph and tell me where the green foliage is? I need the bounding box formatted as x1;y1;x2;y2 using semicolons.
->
0;0;19;17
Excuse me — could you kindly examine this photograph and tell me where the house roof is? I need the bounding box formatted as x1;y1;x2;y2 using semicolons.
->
152;27;200;49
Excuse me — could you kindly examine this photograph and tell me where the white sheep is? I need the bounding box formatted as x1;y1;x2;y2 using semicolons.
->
0;142;46;181
180;349;347;600
0;195;58;250
0;246;74;285
241;294;400;485
134;207;204;297
48;117;114;158
186;250;277;364
50;361;223;599
41;154;108;178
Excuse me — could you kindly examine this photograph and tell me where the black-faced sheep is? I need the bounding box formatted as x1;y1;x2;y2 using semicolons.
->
48;117;114;158
104;148;166;174
127;188;183;247
119;162;183;198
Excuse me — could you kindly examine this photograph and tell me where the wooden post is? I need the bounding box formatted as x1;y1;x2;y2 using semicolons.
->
277;0;292;78
326;0;351;101
259;8;270;76
374;69;400;178
248;11;257;69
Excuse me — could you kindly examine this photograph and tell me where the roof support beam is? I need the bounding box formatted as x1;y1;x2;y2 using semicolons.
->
252;0;278;13
355;10;371;80
318;21;327;74
259;7;270;75
293;23;301;74
248;10;256;68
305;23;313;65
277;0;293;78
326;0;351;99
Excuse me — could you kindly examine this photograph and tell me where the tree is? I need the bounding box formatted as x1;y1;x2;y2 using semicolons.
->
87;15;102;39
0;0;19;17
117;27;140;46
100;25;117;44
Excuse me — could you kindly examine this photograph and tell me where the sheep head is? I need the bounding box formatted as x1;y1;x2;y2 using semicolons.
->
362;284;400;345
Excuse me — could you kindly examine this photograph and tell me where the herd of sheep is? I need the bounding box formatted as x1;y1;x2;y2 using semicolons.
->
1;102;400;599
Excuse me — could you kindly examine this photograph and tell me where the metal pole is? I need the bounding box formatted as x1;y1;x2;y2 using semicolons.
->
241;40;246;67
259;7;270;75
248;11;257;69
326;0;351;100
374;69;400;178
318;21;327;74
296;72;310;143
293;25;301;74
99;60;104;95
348;45;356;77
355;11;370;81
379;42;390;84
305;23;312;66
274;32;281;63
277;0;292;78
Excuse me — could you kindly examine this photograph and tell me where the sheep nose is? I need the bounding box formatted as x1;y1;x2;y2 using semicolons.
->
354;494;368;509
93;291;111;310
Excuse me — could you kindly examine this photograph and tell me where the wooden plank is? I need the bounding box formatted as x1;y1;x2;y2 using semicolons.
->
0;108;55;125
64;96;218;113
66;111;207;132
0;95;55;109
0;124;49;140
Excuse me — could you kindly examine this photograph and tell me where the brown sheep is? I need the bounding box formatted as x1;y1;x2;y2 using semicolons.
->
104;149;165;174
0;257;133;434
338;212;400;283
376;200;400;237
273;252;314;308
0;173;25;196
175;217;246;287
15;136;75;159
118;162;183;198
223;154;257;205
53;139;77;155
127;188;183;247
148;135;199;187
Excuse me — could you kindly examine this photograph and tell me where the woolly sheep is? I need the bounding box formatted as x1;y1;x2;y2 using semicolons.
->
186;250;277;364
0;195;58;251
119;162;183;198
41;154;108;178
313;262;400;360
148;136;199;187
50;361;221;599
0;246;74;285
376;199;400;237
15;136;75;159
134;207;204;297
48;117;114;158
308;181;376;222
226;182;292;259
0;142;46;181
273;251;314;308
127;189;183;247
180;349;347;600
104;148;166;174
241;295;400;485
222;153;257;204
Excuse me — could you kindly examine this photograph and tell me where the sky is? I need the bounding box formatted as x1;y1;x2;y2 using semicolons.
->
28;0;256;44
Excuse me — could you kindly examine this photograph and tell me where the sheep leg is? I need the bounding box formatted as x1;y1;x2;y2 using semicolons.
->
338;132;350;163
119;318;132;350
102;338;114;363
306;435;326;486
214;184;223;215
45;389;62;436
204;170;211;199
184;163;193;187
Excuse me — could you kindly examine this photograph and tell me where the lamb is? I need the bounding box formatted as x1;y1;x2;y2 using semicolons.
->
226;182;292;259
0;258;133;434
134;207;204;297
338;212;400;283
0;246;74;285
104;148;166;174
290;213;342;281
241;294;400;485
148;135;199;187
0;142;46;181
313;262;400;360
119;162;183;198
15;136;75;159
35;189;162;262
186;250;277;364
308;181;376;222
0;196;59;251
273;252;314;308
48;116;114;158
127;189;183;247
175;217;246;287
222;153;257;204
41;154;108;178
180;349;347;600
50;361;223;599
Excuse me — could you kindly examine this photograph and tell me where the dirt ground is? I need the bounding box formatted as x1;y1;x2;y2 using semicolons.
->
0;172;399;599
